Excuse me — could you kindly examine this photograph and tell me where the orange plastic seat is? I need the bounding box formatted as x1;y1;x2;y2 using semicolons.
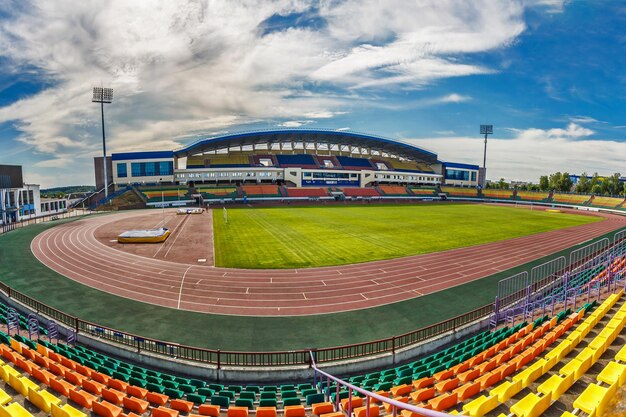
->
468;353;486;367
458;369;480;384
433;369;454;381
401;407;432;417
2;349;17;363
152;407;179;417
91;372;110;385
435;377;459;393
93;401;123;417
227;406;249;417
32;367;55;385
127;385;148;399
370;391;390;404
411;388;435;403
390;384;412;397
102;388;125;405
353;405;380;417
478;371;502;390
16;357;33;373
83;379;106;395
21;347;36;361
170;399;194;413
34;354;51;368
50;378;73;397
413;377;434;390
60;356;77;370
69;388;98;410
499;362;517;379
147;392;169;406
320;413;343;417
453;381;481;401
451;361;471;374
48;362;67;377
428;392;458;411
123;397;150;414
341;397;364;413
198;405;220;417
283;405;306;417
311;402;334;416
383;396;408;413
255;407;277;417
75;364;92;378
476;360;496;374
65;371;87;385
108;379;129;392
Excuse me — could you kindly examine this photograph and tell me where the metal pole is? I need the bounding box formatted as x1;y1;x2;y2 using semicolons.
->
483;133;488;169
101;100;108;199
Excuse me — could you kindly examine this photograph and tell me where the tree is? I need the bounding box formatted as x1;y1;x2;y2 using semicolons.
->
539;176;549;191
603;173;622;196
560;172;573;192
576;173;591;194
497;178;508;189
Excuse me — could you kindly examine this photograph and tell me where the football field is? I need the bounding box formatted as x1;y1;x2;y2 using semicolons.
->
213;203;601;268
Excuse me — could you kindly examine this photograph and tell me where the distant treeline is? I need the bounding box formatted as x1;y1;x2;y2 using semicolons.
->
41;185;95;198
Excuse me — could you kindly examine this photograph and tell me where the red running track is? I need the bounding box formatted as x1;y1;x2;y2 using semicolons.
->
31;209;626;316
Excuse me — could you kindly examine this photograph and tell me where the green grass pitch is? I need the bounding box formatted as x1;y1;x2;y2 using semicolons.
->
213;203;601;268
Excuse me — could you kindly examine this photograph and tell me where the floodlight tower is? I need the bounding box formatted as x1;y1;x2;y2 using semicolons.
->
480;124;493;169
92;87;113;199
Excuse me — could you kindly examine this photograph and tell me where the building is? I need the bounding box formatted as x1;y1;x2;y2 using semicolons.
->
0;164;68;226
109;129;480;191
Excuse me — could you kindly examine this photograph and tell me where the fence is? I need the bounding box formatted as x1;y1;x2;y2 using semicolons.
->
0;280;492;368
0;210;85;235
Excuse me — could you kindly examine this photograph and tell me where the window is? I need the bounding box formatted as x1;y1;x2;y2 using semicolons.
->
158;161;173;175
259;158;273;167
471;171;477;182
117;163;127;178
445;169;470;181
131;163;142;177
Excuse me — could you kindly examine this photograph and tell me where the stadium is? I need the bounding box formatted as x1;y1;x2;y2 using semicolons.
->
1;127;626;417
2;1;626;415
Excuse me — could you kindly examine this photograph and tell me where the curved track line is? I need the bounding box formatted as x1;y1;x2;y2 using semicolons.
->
31;209;626;316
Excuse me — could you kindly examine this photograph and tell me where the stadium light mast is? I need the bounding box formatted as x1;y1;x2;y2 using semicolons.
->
480;124;493;169
92;87;113;199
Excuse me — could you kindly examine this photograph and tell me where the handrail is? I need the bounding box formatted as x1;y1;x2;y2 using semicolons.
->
309;351;452;417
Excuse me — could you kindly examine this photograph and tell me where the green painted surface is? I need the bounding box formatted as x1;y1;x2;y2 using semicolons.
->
213;204;601;268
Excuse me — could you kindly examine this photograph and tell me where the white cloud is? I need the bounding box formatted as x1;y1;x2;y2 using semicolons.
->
410;123;624;182
436;94;472;104
0;0;537;185
335;127;350;132
277;120;313;128
568;115;599;124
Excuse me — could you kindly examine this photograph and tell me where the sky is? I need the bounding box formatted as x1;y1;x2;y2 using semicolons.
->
0;0;625;187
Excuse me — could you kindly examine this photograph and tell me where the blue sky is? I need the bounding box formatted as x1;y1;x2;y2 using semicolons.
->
0;0;625;187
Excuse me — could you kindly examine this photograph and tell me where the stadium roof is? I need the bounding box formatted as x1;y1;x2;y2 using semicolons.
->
174;129;438;163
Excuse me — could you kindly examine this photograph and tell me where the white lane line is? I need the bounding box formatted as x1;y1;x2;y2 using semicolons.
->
177;266;194;309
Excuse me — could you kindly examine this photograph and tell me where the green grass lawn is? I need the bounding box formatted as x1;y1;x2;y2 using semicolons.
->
213;203;602;268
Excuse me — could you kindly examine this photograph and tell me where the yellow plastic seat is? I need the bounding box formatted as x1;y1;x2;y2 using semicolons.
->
510;392;552;417
51;403;88;417
573;383;616;416
0;365;21;383
489;380;522;403
588;337;608;362
0;402;35;417
28;387;62;413
462;395;498;417
512;363;543;389
597;361;626;386
0;389;10;406
615;344;626;362
537;372;574;400
8;373;40;397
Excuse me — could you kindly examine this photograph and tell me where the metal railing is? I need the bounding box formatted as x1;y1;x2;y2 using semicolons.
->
0;280;492;368
0;210;83;235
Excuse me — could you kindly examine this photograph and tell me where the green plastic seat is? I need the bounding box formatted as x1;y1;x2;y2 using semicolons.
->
259;399;277;408
235;398;254;409
163;380;179;389
297;384;312;391
187;394;206;405
244;386;260;394
280;385;295;392
164;388;184;399
282;398;301;407
219;391;236;401
306;393;325;406
146;376;163;384
209;384;224;392
260;392;276;400
239;392;256;400
262;386;277;392
301;389;317;398
189;379;207;389
281;391;298;399
146;383;165;394
179;384;196;394
129;377;147;388
197;388;214;397
211;395;230;408
228;385;242;394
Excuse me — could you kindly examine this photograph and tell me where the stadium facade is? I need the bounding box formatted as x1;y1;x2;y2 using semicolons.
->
0;164;68;225
110;130;480;191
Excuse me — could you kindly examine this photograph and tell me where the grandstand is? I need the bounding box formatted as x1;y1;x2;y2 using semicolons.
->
378;185;409;196
590;196;625;209
515;191;551;203
242;185;282;198
110;130;478;199
551;193;591;205
441;186;479;198
481;189;514;200
408;187;439;197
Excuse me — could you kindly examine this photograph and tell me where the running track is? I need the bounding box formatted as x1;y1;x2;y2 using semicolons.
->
31;209;626;316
